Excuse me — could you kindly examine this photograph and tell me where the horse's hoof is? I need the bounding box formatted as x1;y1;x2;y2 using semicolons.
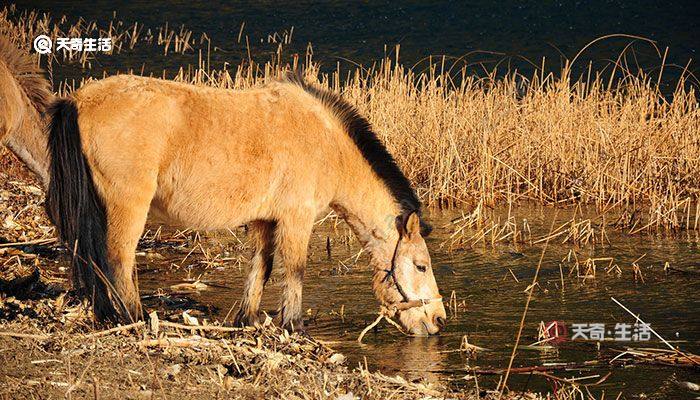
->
233;309;260;327
292;325;311;339
276;317;306;334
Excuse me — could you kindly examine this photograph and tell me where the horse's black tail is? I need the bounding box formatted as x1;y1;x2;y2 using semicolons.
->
46;98;127;323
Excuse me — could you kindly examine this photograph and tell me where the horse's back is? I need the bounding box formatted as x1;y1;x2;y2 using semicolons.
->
73;75;345;229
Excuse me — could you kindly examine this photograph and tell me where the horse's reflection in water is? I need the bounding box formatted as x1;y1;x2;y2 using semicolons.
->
375;336;448;384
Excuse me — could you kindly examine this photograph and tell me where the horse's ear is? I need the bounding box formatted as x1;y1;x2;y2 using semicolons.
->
405;212;421;238
396;211;431;238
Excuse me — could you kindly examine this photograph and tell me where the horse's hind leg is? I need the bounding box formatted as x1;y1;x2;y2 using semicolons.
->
234;220;276;326
275;212;315;331
102;193;154;322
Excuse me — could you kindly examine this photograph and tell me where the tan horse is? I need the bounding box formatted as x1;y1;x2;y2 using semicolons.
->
1;37;447;335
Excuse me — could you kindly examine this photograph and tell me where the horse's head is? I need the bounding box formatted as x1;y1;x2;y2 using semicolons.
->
0;37;51;143
374;211;447;335
0;57;23;142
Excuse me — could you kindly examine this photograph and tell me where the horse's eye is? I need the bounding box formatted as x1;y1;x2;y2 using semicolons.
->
416;265;427;273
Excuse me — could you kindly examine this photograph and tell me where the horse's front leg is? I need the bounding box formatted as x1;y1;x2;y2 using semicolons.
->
275;212;314;331
234;220;276;326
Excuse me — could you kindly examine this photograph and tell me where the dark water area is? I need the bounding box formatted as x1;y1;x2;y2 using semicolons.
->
134;208;700;398
10;1;700;94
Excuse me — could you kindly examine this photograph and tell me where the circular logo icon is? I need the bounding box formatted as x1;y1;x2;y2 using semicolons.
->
33;35;52;54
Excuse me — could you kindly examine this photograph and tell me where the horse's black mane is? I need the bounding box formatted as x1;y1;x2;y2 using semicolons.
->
287;74;431;235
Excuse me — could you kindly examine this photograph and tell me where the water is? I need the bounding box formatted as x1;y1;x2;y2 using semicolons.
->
10;1;700;94
135;208;699;398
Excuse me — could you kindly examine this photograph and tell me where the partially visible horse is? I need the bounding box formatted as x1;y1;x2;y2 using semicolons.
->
0;37;446;335
0;38;52;184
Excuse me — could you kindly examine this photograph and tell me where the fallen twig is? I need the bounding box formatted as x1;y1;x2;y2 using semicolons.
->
471;361;599;375
357;308;408;343
610;347;700;368
83;321;145;339
0;331;49;340
159;320;253;333
0;238;57;248
611;296;699;366
139;336;220;349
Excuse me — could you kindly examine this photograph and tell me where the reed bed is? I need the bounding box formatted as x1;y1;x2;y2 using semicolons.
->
346;62;699;234
168;54;700;236
2;4;699;237
0;5;198;57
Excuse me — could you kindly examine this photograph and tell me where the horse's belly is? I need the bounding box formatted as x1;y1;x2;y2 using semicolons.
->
149;181;275;230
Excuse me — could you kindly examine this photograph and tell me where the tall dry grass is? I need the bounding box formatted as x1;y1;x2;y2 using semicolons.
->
170;53;700;232
2;5;699;233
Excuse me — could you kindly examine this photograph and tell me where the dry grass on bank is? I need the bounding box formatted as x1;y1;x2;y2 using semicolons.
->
1;294;448;399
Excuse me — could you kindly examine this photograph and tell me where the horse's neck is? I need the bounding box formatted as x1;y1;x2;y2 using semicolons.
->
331;172;401;269
332;172;404;305
3;99;50;186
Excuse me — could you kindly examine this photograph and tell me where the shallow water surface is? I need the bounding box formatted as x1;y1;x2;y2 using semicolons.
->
137;208;700;398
